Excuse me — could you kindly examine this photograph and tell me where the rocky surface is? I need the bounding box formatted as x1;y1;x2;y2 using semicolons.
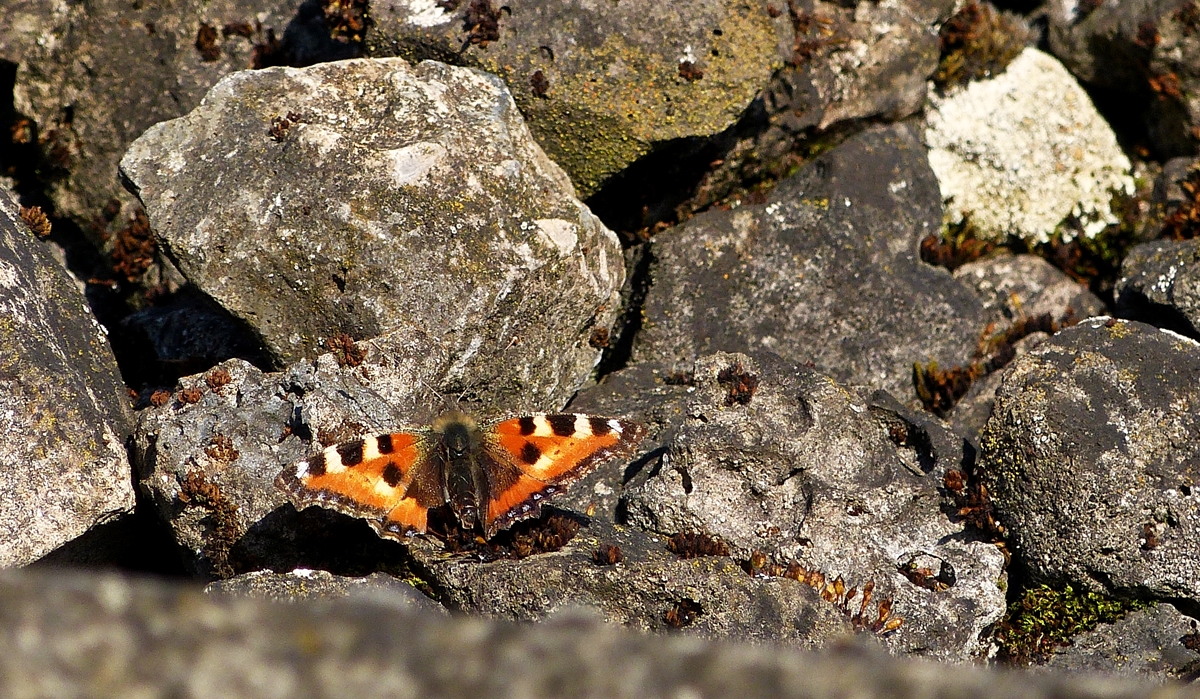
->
620;351;1006;660
0;190;135;567
366;0;781;197
1046;603;1200;681
1117;238;1200;338
980;318;1200;603
5;0;347;236
207;568;445;614
121;58;624;410
925;48;1134;244
954;254;1106;327
3;568;1192;699
631;122;997;404
1046;0;1200;159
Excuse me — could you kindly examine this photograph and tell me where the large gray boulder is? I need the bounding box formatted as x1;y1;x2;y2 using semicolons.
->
0;191;134;566
121;58;624;410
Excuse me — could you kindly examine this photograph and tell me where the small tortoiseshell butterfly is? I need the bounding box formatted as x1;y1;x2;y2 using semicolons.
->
275;411;645;540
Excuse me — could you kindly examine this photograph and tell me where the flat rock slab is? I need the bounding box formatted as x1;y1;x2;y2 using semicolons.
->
621;351;1006;660
405;517;856;647
121;58;624;408
207;569;446;615
631;122;996;404
367;0;780;196
981;318;1200;602
0;568;1189;699
1117;238;1200;338
1046;603;1200;682
0;191;134;566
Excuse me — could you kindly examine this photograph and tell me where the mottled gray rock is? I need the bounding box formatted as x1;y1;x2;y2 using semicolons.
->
1046;0;1200;158
688;0;955;211
1046;603;1200;682
1117;238;1200;338
6;0;340;234
622;351;1006;660
406;517;857;647
980;318;1200;602
1;568;1190;699
366;0;781;196
207;569;445;615
954;253;1106;326
631;122;997;404
121;58;624;410
0;191;135;567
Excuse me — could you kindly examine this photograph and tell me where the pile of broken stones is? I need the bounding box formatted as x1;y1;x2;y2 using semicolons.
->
3;0;1200;695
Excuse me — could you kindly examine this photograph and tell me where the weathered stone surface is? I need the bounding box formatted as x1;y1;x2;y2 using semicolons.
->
1046;0;1200;159
954;253;1106;326
406;517;857;647
2;568;1190;699
6;0;343;234
1046;603;1200;682
0;191;135;567
685;0;955;213
631;122;996;404
207;569;445;614
366;0;781;197
622;351;1006;660
980;318;1200;602
1117;238;1200;338
925;48;1134;244
121;58;624;409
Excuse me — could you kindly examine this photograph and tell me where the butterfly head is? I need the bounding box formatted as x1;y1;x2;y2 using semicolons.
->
431;410;482;457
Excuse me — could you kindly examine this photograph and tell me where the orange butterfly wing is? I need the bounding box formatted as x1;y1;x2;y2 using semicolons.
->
482;414;646;536
275;431;445;540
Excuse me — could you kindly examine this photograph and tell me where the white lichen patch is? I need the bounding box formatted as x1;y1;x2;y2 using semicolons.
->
399;0;454;27
925;47;1134;244
534;219;578;254
383;141;447;187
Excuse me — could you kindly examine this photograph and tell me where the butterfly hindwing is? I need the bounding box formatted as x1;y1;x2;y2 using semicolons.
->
480;413;646;535
274;430;443;540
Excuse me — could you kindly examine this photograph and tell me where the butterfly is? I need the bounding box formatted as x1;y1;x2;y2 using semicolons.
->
275;411;646;540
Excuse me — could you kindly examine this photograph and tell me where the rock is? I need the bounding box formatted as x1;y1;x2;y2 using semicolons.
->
207;568;445;614
1046;0;1200;158
1116;238;1200;338
980;318;1200;603
405;517;857;647
630;122;997;404
0;190;135;566
954;254;1106;327
925;48;1134;244
366;0;781;197
1046;603;1200;682
682;0;956;214
6;0;354;234
120;58;624;409
1;568;1189;699
622;351;1007;660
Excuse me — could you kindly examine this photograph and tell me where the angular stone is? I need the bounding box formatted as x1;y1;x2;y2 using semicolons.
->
1046;603;1200;682
631;122;996;404
1117;238;1200;338
366;0;781;196
925;48;1134;244
0;190;134;566
622;351;1007;660
121;58;623;410
980;318;1200;602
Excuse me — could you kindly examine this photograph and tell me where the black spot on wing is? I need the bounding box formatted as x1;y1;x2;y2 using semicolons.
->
547;413;576;436
520;441;541;465
337;440;364;466
377;434;394;454
382;461;402;487
588;416;612;435
518;416;537;436
308;453;327;477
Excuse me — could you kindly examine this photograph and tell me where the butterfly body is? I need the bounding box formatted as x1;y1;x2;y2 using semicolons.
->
276;411;645;540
